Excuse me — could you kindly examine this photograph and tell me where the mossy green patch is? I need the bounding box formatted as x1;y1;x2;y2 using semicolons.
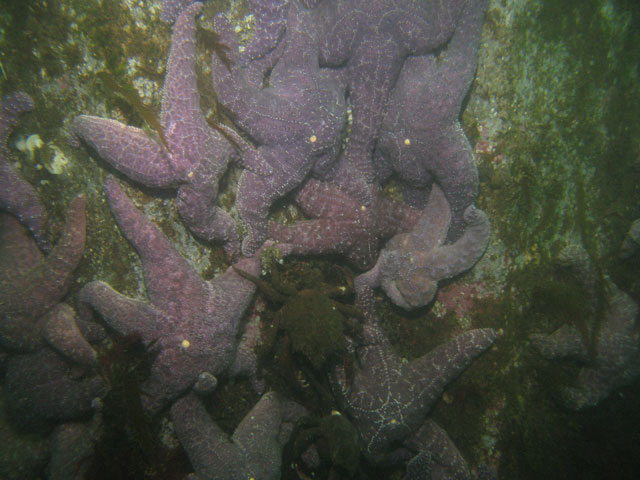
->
473;0;640;266
278;291;346;371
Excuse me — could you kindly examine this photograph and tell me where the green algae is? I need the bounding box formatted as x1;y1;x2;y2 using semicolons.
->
277;291;347;370
471;0;640;266
254;258;355;373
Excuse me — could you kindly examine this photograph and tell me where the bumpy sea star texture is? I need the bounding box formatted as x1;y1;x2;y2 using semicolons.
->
530;244;640;409
242;0;289;67
47;420;100;480
402;418;473;480
73;3;239;252
312;0;468;202
0;196;90;355
171;392;294;480
4;347;105;428
330;285;497;475
212;0;346;254
0;91;48;250
78;176;263;413
269;179;421;270
160;0;193;23
0;192;104;430
375;0;488;239
357;185;490;310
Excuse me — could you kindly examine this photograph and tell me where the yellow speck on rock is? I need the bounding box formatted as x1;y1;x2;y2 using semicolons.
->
404;138;411;146
309;134;317;143
181;339;190;348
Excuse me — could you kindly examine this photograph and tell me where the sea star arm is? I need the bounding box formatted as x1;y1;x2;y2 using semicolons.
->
405;184;452;250
293;178;363;220
242;0;289;66
269;219;359;255
530;325;589;361
420;0;488;239
403;418;471;480
211;15;268;138
328;36;403;201
531;281;640;410
72;115;180;187
171;392;285;480
77;280;160;344
237;144;316;253
354;261;383;305
103;176;209;319
40;303;97;367
175;178;239;255
408;328;499;407
160;0;193;23
427;126;479;240
171;393;246;478
423;205;491;281
0;92;48;248
0;92;35;158
161;2;228;170
5;348;106;425
212;122;273;175
0;195;86;322
0;161;49;250
438;0;489;84
231;391;284;479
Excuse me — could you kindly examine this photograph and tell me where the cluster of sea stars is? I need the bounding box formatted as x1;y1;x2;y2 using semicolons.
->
0;0;507;478
1;92;107;478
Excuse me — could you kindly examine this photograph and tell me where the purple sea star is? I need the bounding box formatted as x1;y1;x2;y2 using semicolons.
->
73;2;241;253
356;185;490;310
78;176;265;413
530;244;640;410
313;0;469;202
269;179;421;270
330;285;498;475
171;391;297;480
0;91;48;250
211;0;346;254
47;419;102;480
4;347;105;428
242;0;289;67
160;0;195;23
402;418;473;480
0;193;102;428
374;0;488;239
0;196;90;356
